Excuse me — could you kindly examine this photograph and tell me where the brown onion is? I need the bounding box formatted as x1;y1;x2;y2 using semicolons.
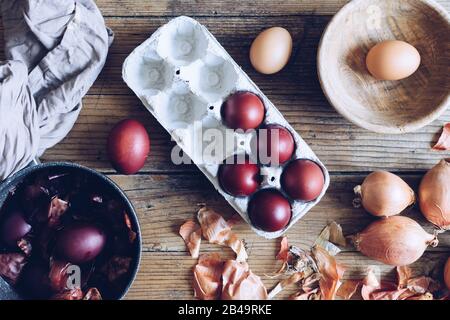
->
444;257;450;290
352;216;438;266
354;171;415;217
419;159;450;230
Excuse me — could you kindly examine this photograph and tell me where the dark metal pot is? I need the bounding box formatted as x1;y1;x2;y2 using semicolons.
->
0;161;142;300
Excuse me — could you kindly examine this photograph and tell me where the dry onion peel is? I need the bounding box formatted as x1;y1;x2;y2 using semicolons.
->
276;236;289;262
193;253;224;300
226;214;242;228
354;171;415;217
419;159;450;230
268;272;303;300
197;207;248;262
193;255;268;300
360;265;441;300
314;222;345;255
221;260;267;300
360;267;402;300
336;280;360;300
312;246;346;300
179;220;202;258
433;123;450;151
351;216;438;266
406;276;435;294
326;222;346;247
396;265;412;289
269;241;345;300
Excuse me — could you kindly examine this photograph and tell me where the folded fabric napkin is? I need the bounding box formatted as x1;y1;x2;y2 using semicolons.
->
0;0;113;180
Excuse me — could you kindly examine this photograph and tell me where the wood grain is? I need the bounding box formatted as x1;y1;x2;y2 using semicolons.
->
94;0;349;17
39;16;450;172
93;0;450;17
2;0;450;300
109;173;449;253
108;172;450;299
41;93;450;173
125;251;448;299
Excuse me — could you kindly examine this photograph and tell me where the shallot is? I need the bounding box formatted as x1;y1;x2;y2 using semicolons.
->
354;171;415;217
351;216;438;266
419;159;450;230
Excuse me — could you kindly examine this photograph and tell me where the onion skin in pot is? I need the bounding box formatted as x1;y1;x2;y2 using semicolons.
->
352;216;438;266
445;257;450;290
354;171;415;217
419;159;450;230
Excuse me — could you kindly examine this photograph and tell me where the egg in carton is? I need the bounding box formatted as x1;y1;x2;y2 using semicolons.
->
122;16;330;239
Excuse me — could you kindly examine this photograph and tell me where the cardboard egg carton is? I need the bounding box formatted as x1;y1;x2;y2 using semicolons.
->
123;16;330;238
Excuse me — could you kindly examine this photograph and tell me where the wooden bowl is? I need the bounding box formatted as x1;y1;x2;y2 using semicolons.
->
318;0;450;134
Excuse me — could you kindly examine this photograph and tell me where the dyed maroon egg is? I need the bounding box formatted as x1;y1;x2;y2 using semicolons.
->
219;157;260;196
248;189;291;232
256;124;295;165
281;159;324;201
0;211;32;247
107;119;150;175
55;224;106;264
221;92;265;130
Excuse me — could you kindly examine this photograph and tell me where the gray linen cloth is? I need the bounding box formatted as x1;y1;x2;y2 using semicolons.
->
0;0;113;180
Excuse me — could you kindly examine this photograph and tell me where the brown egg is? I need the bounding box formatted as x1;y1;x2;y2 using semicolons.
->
0;211;32;247
55;223;107;264
250;27;292;75
366;40;421;81
218;156;260;197
281;159;324;201
107;119;150;175
248;189;291;232
221;92;265;130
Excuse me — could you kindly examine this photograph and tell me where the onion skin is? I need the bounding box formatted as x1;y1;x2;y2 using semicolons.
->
354;171;415;217
419;159;450;230
445;257;450;290
352;216;437;266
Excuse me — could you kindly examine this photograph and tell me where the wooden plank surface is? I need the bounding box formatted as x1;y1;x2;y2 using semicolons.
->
110;173;450;253
95;0;350;17
39;15;450;172
109;173;450;299
127;251;448;299
2;0;450;300
43;93;450;173
94;0;450;17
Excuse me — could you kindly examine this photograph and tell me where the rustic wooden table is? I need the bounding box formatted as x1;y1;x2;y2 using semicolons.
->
37;0;450;299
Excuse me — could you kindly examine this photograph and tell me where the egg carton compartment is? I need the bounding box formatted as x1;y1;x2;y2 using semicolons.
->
123;16;330;239
157;17;209;66
152;81;209;131
123;44;174;101
179;52;239;103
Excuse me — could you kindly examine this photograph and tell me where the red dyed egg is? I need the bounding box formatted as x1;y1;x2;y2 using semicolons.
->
221;92;265;130
0;211;32;247
107;119;150;175
248;189;291;232
55;224;106;264
281;159;324;201
256;124;295;165
219;157;260;196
